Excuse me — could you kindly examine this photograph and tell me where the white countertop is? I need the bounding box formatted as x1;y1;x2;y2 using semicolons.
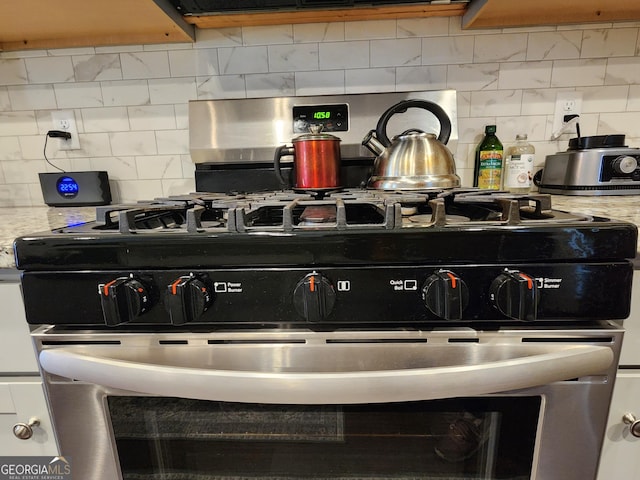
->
550;195;640;226
2;194;640;269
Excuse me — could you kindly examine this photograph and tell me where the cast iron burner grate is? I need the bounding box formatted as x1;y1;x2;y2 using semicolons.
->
85;189;589;235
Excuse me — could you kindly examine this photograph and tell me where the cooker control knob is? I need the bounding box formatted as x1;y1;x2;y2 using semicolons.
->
490;270;538;321
166;275;213;325
422;270;469;320
613;155;638;174
293;272;336;322
99;277;151;326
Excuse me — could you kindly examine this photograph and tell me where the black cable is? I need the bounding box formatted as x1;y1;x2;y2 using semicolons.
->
43;131;69;173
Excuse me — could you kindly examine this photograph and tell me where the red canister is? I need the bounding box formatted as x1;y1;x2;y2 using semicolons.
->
274;133;342;190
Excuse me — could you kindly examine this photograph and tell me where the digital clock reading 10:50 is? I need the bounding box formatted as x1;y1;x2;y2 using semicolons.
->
292;104;348;133
56;176;80;198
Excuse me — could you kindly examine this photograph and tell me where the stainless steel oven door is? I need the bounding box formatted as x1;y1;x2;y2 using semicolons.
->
33;325;622;480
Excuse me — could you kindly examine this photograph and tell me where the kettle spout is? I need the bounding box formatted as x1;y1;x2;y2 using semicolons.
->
362;129;385;155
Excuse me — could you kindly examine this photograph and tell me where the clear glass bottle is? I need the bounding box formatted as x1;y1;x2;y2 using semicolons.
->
503;134;535;193
474;125;503;190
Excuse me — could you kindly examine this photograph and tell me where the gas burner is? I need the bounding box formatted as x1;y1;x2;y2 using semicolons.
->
292;187;344;199
406;213;471;226
299;205;337;224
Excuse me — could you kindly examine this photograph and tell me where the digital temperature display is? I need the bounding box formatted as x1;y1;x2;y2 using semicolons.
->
293;104;348;133
56;176;79;198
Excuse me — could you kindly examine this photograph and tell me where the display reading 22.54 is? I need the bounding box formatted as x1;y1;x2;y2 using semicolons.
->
57;177;79;196
313;111;330;119
59;182;78;192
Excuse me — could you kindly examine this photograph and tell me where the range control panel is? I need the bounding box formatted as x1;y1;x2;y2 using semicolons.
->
293;104;349;133
22;263;632;327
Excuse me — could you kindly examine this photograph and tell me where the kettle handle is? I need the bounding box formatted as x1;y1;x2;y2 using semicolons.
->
375;99;452;147
274;145;295;188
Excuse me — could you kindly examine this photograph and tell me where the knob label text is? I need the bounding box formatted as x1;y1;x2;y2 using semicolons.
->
214;282;243;293
535;277;563;289
390;279;418;291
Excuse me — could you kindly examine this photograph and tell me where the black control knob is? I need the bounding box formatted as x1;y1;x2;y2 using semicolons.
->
166;275;213;325
293;272;336;322
422;270;469;320
490;270;538;321
99;277;151;326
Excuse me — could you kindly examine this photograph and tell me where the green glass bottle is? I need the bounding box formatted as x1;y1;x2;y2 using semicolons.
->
474;125;503;189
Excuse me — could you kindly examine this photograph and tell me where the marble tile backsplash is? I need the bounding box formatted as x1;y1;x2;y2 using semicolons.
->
1;17;640;206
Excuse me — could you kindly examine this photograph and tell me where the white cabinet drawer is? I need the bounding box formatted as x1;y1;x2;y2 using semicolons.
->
0;378;58;456
597;370;640;478
0;281;38;373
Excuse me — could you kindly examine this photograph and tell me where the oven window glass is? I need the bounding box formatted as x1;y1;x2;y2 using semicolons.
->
108;396;540;479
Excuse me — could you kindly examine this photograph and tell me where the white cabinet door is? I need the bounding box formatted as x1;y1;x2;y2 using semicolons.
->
0;280;39;373
0;379;58;456
621;271;640;365
598;371;640;478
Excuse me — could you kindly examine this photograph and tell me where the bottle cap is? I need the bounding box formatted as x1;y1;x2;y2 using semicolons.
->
485;125;496;134
516;134;528;140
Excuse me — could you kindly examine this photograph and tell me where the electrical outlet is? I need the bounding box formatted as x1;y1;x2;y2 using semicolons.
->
551;92;583;138
51;110;81;150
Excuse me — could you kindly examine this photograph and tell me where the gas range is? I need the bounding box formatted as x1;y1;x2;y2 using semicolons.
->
19;92;636;480
14;188;637;329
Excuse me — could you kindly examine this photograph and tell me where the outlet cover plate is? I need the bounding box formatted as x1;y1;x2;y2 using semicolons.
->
552;92;583;137
51;110;80;150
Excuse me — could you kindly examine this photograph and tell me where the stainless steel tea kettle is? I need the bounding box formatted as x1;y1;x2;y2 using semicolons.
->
362;99;460;190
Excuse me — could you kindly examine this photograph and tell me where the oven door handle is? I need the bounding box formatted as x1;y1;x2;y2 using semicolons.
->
39;345;613;404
